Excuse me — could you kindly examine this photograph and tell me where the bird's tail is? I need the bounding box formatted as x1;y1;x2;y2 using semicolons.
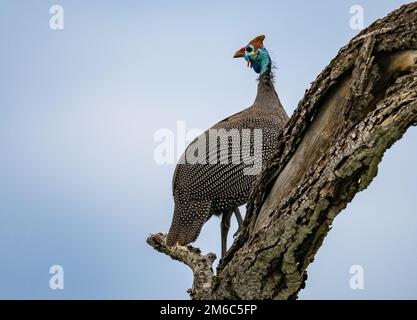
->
166;200;211;246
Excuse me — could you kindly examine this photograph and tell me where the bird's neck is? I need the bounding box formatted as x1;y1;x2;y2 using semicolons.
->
252;73;284;111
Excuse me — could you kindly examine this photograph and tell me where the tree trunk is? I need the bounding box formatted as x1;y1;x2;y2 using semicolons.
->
147;2;417;300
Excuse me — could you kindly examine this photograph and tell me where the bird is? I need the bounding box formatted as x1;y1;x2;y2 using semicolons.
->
166;35;288;258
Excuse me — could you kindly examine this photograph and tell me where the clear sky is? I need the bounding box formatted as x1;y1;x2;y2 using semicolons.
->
0;0;416;299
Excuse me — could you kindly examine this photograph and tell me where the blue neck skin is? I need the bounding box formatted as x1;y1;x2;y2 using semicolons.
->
245;48;271;76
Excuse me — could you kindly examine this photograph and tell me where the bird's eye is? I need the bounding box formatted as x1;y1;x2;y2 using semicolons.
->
246;46;253;53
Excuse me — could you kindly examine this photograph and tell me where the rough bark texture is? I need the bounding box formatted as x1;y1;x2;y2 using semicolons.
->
147;2;417;300
146;233;216;299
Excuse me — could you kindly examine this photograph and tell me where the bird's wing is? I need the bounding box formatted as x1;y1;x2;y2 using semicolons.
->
173;111;281;202
171;108;248;193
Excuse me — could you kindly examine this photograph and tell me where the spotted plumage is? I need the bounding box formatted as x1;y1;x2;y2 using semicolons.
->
167;35;288;257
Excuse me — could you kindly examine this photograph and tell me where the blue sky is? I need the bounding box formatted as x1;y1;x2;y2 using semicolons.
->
0;0;416;299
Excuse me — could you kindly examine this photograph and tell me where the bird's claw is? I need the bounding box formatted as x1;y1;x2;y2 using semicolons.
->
233;228;241;238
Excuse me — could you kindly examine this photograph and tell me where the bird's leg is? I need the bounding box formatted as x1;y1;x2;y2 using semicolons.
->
221;209;233;258
233;207;244;238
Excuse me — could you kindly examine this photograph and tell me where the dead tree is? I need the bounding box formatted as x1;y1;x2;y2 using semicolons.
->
147;2;417;299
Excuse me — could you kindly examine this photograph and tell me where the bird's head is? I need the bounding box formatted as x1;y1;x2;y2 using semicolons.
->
233;35;271;76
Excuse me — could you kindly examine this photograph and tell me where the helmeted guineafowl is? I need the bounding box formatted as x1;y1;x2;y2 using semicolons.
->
166;35;288;258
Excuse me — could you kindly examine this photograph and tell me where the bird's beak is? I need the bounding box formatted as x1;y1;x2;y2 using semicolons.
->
233;47;245;58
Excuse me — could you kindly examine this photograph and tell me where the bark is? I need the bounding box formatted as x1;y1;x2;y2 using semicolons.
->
147;2;417;299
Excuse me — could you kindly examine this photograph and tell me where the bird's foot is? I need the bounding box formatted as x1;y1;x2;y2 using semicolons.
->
233;228;241;238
